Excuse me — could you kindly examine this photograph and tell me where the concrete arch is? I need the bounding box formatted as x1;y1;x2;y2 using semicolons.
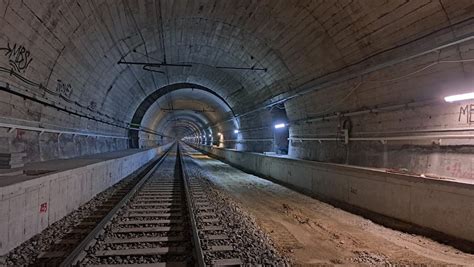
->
158;112;213;144
156;111;211;133
129;82;235;148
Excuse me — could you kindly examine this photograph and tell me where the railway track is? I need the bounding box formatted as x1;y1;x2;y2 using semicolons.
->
34;180;145;266
28;147;175;267
58;143;244;266
179;145;243;266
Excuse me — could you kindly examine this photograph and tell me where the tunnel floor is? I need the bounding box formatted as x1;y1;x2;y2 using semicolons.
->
183;145;474;265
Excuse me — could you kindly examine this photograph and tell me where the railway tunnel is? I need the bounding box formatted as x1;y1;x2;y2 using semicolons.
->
0;0;474;265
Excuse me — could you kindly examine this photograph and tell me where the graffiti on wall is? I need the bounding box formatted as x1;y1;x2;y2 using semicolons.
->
445;160;471;178
457;104;474;123
56;79;73;98
39;202;48;213
0;42;33;73
88;101;97;111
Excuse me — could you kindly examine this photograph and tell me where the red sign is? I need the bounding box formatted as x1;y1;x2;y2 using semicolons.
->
39;202;48;213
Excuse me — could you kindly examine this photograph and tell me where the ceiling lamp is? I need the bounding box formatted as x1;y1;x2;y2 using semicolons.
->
274;123;286;129
444;92;474;102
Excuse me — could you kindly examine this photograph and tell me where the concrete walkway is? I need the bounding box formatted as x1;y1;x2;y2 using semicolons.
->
0;149;146;187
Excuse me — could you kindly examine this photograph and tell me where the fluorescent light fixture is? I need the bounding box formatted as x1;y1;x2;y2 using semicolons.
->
234;129;239;134
444;92;474;102
274;123;286;129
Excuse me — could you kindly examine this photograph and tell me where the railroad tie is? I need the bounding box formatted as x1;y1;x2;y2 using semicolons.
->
127;208;181;212
203;235;229;240
126;212;182;217
201;218;220;223
113;226;184;233
105;235;185;244
208;245;234;252
95;247;186;257
37;251;67;259
131;203;182;207
212;258;243;266
87;262;188;267
119;219;183;225
201;225;224;231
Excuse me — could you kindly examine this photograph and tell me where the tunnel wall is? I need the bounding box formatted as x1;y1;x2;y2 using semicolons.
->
190;143;474;245
138;131;174;149
0;128;128;164
0;89;131;164
209;110;275;153
285;31;474;181
0;142;173;256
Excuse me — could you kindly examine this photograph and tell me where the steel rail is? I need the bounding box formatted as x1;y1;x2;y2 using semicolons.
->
177;143;206;267
59;143;175;267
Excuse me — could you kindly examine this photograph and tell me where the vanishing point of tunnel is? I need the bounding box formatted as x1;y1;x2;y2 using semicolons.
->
0;0;474;266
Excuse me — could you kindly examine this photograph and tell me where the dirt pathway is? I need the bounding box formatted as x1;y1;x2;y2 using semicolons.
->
186;151;474;266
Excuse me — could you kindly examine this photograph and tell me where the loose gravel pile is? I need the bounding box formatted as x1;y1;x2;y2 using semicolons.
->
0;167;147;266
350;250;391;265
183;155;292;265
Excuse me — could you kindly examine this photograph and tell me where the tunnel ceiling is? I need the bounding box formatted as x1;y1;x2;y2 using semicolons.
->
141;88;229;136
0;0;471;138
138;85;232;136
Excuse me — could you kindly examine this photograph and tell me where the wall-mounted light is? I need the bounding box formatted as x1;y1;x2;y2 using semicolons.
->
274;123;286;129
234;129;239;134
444;92;474;102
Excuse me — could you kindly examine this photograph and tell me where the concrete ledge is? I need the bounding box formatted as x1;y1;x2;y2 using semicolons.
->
190;143;474;248
0;142;173;255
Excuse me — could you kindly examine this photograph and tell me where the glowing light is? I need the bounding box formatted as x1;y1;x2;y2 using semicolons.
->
217;132;222;136
234;129;239;134
209;134;212;137
274;123;286;129
444;92;474;102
